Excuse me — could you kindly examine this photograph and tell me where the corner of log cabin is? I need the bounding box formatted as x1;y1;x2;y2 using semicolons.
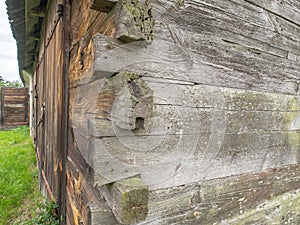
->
6;0;300;224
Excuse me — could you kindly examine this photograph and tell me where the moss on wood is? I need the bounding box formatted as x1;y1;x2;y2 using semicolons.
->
115;0;154;42
222;189;300;224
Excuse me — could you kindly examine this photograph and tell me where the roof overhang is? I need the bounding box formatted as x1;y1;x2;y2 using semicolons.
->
6;0;46;86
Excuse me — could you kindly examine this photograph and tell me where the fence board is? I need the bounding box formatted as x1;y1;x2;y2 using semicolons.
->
0;87;29;129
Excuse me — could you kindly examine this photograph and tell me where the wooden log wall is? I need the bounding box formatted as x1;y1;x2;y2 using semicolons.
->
0;87;29;130
32;0;300;224
67;0;300;224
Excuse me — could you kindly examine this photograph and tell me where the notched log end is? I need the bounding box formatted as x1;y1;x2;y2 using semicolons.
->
90;0;118;13
102;176;149;224
101;71;153;131
115;0;154;43
119;177;149;224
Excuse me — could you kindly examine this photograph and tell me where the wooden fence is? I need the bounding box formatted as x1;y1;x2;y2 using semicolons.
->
0;87;29;130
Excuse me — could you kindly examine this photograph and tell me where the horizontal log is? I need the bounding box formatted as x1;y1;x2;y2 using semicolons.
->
3;121;28;125
89;131;300;189
82;164;300;224
71;80;300;138
223;190;300;224
3;105;26;109
155;0;300;55
3;100;27;105
85;0;300;94
78;107;298;138
1;89;28;93
116;36;299;95
141;164;300;224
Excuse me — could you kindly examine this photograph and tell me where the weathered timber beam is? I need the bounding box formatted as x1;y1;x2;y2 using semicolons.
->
224;189;300;224
98;176;149;224
143;164;300;224
89;0;118;13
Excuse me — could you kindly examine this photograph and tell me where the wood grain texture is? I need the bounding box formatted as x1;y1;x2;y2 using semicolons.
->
140;164;300;225
67;130;120;225
71;70;300;189
79;0;300;95
63;0;300;224
244;0;300;26
68;0;115;88
66;162;298;225
32;0;66;214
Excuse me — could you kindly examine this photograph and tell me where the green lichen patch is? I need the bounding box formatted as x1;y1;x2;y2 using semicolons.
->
124;0;154;40
121;71;140;83
118;177;149;224
116;0;154;42
221;189;300;225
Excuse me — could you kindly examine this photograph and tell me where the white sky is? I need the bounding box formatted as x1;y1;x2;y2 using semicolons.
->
0;0;20;82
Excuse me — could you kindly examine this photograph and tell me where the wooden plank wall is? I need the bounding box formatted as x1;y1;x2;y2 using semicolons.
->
32;0;67;214
0;87;29;130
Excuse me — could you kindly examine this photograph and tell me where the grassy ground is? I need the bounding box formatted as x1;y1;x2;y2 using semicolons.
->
0;126;41;225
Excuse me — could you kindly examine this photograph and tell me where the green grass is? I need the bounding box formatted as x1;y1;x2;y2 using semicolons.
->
0;126;39;225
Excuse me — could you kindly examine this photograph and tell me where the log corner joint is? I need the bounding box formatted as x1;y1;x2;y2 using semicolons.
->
99;176;149;224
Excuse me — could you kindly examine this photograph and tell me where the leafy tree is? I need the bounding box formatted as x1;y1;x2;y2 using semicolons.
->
0;75;23;87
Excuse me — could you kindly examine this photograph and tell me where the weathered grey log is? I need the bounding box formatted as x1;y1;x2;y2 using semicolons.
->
98;176;149;224
223;189;300;224
71;67;300;189
91;132;299;189
87;32;299;96
140;164;300;225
